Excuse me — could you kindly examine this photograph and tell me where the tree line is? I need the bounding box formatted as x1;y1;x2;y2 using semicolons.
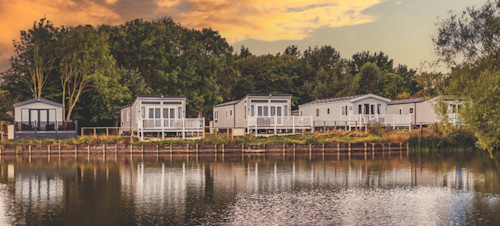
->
0;0;497;152
0;17;427;127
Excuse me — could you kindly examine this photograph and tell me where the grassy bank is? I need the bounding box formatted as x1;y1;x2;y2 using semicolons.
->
408;124;477;151
0;129;410;146
0;124;477;149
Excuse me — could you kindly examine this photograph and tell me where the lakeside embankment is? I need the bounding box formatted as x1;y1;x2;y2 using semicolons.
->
0;123;480;154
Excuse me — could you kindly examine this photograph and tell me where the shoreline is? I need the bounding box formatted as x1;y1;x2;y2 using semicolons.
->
0;142;408;155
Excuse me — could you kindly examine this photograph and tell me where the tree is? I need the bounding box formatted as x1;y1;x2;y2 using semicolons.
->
9;18;60;99
349;51;393;75
118;67;152;104
434;0;500;152
434;0;500;67
355;62;383;95
59;25;128;121
383;72;404;99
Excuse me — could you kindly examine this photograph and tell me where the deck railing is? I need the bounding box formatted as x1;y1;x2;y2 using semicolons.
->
14;121;78;132
141;118;205;131
247;116;313;129
313;114;412;129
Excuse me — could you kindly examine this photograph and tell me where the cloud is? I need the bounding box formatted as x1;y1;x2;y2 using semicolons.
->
0;0;127;71
157;0;386;42
0;0;386;71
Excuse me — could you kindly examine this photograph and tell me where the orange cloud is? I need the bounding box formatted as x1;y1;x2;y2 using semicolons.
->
0;0;386;71
157;0;386;42
0;0;123;71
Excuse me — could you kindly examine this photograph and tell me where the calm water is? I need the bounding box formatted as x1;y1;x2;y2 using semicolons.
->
0;151;500;225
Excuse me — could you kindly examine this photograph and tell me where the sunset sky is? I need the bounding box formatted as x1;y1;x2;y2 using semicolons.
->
0;0;486;72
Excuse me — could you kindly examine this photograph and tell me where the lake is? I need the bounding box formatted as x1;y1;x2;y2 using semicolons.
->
0;151;499;225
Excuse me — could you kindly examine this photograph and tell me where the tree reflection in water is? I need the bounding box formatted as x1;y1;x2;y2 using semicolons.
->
0;151;499;225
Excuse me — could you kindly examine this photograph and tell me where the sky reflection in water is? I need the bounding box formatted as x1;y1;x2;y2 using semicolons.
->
0;152;499;225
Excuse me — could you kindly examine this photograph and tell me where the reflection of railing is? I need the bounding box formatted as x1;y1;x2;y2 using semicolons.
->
14;121;78;132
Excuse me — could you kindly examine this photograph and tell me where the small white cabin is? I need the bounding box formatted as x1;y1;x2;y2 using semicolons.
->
13;98;77;139
387;96;462;126
299;94;411;129
213;94;312;135
120;95;204;139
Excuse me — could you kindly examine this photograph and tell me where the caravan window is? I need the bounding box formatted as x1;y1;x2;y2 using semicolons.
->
214;111;218;123
358;104;362;114
410;108;414;114
377;104;381;114
316;109;319;117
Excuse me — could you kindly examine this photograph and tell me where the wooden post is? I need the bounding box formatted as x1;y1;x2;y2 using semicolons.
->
48;145;51;155
81;127;84;137
131;128;134;138
365;119;368;134
337;143;340;152
222;144;224;153
75;145;78;155
309;143;312;153
203;127;206;138
29;145;32;155
119;128;122;137
322;143;325;153
156;145;159;154
196;144;199;153
312;121;315;133
355;121;358;131
400;142;403;150
227;129;229;137
170;144;173;154
345;121;347;131
323;121;326;131
215;129;218;137
283;143;286;155
58;145;61;155
187;144;190;153
87;145;90;155
103;145;106;157
348;143;351;152
214;144;217;153
94;128;96;137
106;128;109;137
141;145;144;154
364;143;367;153
334;121;337;130
372;143;375;152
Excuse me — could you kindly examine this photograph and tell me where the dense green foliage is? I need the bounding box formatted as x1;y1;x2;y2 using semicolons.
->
434;0;500;152
0;17;422;127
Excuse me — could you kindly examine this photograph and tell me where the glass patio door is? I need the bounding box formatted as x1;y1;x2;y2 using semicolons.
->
163;108;176;128
147;107;161;127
